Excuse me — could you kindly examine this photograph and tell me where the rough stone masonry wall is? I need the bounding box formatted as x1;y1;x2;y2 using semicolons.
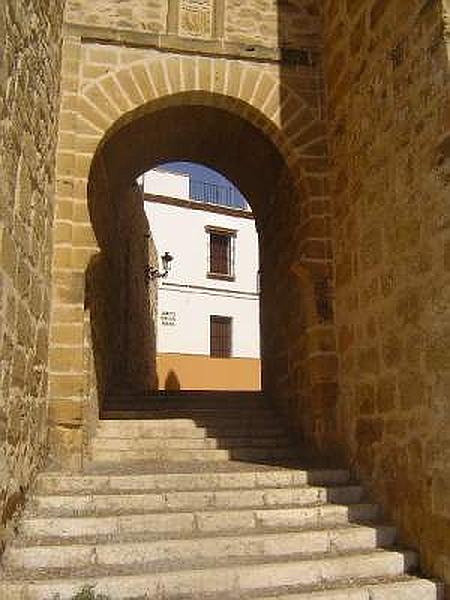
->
76;162;159;462
225;0;320;48
86;169;158;402
111;183;158;395
65;0;168;35
261;167;337;455
0;0;64;547
324;0;450;588
65;0;320;52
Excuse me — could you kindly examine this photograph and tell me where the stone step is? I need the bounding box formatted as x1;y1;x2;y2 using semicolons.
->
104;391;265;410
35;468;351;495
100;410;281;422
90;446;299;463
3;525;396;571
2;384;440;600
91;436;293;451
107;390;263;399
95;419;286;438
30;484;365;516
19;503;380;539
0;549;418;599
250;579;442;600
103;405;275;413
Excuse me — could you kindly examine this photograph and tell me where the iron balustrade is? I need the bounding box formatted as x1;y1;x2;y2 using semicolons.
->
190;179;249;210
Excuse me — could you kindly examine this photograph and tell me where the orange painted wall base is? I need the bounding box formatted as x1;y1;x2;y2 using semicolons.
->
156;353;261;391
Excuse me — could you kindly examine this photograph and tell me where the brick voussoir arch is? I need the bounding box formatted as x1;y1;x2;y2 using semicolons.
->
79;55;324;200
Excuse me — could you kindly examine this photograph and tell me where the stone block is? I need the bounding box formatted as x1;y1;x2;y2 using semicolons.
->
48;400;83;426
376;377;396;413
78;95;110;131
116;69;144;105
426;328;450;372
48;426;83;471
53;246;72;269
50;323;83;346
307;354;338;382
11;347;27;389
355;418;383;446
48;346;84;373
131;63;155;100
357;382;376;415
382;331;402;368
55;200;74;220
72;246;96;269
48;373;85;398
71;224;96;245
88;46;119;66
1;228;17;280
357;347;380;375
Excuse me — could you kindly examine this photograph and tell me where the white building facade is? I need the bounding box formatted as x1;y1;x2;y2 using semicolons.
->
143;169;261;390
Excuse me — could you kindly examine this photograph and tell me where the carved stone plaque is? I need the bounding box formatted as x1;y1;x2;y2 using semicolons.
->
179;0;213;39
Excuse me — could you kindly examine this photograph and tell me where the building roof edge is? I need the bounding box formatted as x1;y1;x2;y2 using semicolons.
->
143;193;255;220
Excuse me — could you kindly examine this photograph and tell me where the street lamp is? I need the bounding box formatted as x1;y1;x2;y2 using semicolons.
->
145;251;173;282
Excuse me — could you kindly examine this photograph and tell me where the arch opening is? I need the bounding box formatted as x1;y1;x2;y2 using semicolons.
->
86;93;337;455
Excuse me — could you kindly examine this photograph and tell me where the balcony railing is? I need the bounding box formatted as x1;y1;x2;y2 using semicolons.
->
190;179;249;210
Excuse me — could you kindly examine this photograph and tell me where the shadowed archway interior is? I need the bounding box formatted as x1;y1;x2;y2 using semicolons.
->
87;95;338;454
91;102;286;225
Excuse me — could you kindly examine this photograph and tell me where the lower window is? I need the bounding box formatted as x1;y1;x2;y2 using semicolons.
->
210;315;232;358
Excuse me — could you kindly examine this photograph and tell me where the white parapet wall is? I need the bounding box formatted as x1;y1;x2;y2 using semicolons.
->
142;169;190;200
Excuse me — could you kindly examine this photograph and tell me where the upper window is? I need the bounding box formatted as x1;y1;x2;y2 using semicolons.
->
207;227;236;280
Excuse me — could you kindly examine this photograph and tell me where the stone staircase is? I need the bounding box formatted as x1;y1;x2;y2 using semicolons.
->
0;392;442;599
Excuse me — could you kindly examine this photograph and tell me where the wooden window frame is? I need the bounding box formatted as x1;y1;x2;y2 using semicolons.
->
210;315;232;358
206;226;236;281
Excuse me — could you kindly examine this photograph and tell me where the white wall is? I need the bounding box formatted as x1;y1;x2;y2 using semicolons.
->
144;200;260;358
157;288;259;357
145;202;259;293
143;169;190;200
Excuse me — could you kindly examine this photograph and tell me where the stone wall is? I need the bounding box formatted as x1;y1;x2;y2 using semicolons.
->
225;0;320;48
0;0;64;547
323;0;450;588
65;0;321;52
81;164;158;459
73;158;160;461
113;183;158;394
65;0;168;35
261;167;338;454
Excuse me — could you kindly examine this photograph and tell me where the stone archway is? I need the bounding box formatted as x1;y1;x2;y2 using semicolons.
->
48;55;335;469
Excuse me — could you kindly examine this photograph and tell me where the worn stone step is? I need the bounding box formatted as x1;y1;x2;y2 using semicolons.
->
90;446;299;463
103;393;266;412
250;578;442;600
30;484;365;516
4;525;396;571
95;419;286;438
102;396;272;408
112;390;263;395
19;503;380;539
35;468;351;495
100;410;281;423
0;550;418;599
91;436;293;452
103;405;276;414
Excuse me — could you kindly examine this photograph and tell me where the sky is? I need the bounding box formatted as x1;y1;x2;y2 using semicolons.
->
157;161;249;209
